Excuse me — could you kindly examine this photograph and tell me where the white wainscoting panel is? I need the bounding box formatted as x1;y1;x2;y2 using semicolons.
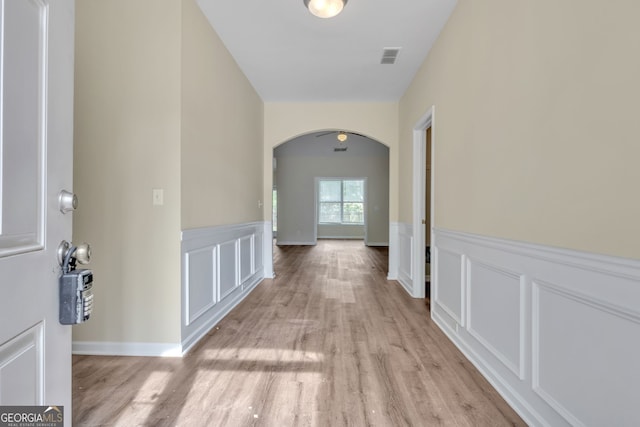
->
262;221;274;279
255;231;264;276
467;259;524;379
432;228;640;427
219;240;238;300
387;222;399;280
185;247;217;326
397;222;413;295
434;248;464;327
181;222;268;354
239;235;254;284
532;280;640;427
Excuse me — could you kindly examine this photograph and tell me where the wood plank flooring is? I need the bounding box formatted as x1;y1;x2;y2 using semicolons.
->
73;240;525;426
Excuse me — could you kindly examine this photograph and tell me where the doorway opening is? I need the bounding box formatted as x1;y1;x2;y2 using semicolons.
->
272;131;389;248
425;127;432;310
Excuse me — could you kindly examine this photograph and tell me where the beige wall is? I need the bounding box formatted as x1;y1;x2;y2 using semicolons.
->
264;102;399;224
73;0;182;343
400;0;640;259
275;155;389;244
181;0;264;229
73;0;264;346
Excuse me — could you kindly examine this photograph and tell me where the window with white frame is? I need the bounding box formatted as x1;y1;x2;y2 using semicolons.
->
318;179;365;224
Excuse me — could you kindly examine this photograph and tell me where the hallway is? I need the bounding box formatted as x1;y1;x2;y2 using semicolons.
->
73;240;524;426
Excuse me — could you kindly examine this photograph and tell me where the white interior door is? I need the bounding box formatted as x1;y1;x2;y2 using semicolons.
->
0;0;75;423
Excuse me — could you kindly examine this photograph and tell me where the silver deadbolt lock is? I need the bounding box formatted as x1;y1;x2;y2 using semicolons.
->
59;190;78;213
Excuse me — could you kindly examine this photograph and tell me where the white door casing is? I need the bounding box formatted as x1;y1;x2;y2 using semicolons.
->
0;0;75;423
412;106;435;299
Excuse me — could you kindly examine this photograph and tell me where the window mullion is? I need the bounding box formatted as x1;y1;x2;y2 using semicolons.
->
340;180;345;224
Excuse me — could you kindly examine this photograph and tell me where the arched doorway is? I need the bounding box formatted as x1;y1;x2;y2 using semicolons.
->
272;130;390;248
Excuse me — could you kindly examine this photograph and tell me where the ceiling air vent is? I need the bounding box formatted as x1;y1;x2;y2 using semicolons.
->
334;147;348;152
381;47;401;65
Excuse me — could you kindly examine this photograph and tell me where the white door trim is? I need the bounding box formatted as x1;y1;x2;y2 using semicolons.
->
411;106;435;298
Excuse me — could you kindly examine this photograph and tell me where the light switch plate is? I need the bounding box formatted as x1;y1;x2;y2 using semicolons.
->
152;189;164;206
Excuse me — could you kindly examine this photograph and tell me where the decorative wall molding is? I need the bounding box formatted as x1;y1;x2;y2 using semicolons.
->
432;227;640;427
181;221;268;354
434;247;464;326
262;221;274;279
397;222;414;296
184;246;217;326
239;235;254;284
466;258;526;380
73;222;272;358
387;222;399;280
181;273;261;355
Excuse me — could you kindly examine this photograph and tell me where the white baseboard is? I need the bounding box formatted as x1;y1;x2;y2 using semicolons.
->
397;276;413;296
317;236;364;240
72;341;182;357
275;240;316;245
432;227;640;427
366;242;389;247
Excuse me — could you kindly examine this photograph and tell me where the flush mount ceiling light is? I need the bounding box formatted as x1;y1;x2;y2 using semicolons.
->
315;130;366;141
304;0;348;19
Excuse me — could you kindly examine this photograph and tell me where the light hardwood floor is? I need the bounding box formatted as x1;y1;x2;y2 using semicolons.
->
73;240;525;426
